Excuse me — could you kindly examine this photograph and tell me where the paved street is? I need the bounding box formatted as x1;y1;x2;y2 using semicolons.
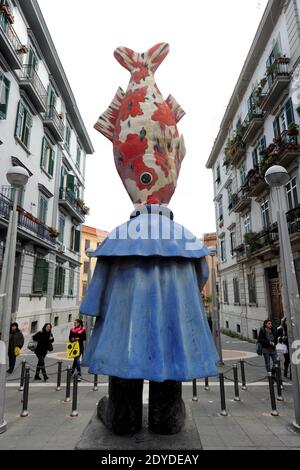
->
0;335;299;450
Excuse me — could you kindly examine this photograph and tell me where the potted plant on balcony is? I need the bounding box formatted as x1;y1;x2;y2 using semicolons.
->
234;244;245;253
277;55;290;65
287;122;299;136
18;44;28;54
48;227;60;238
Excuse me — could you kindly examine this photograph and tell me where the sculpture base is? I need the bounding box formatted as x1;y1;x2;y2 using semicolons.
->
76;404;202;450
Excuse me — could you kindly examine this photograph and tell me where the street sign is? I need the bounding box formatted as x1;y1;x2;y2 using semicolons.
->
66;341;80;359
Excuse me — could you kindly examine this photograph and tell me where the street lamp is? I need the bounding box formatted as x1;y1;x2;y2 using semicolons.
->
0;166;29;434
265;165;300;432
209;247;224;365
84;247;95;346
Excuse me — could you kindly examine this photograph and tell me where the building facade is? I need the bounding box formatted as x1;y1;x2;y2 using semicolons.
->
206;0;300;340
0;0;94;341
202;233;218;315
80;225;108;302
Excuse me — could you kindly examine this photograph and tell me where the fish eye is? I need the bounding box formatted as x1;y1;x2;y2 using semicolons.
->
140;172;153;185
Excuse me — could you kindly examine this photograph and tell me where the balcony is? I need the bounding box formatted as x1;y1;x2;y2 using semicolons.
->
59;189;87;223
242;109;264;145
0;192;57;246
232;188;251;213
245;169;268;197
43;105;65;142
260;60;291;113
0;11;26;69
19;65;47;114
224;138;246;168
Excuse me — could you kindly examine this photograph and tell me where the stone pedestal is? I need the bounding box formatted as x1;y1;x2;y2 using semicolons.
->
76;404;202;450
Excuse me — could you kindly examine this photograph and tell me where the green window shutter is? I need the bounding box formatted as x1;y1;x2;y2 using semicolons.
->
48;148;55;176
74;229;80;253
40;137;45;169
286;98;295;127
0;73;10;119
62;268;65;295
23;109;32;148
66;174;75;192
32;259;49;294
15;101;24;139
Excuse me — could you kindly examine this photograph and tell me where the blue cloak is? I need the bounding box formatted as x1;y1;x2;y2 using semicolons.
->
80;206;219;382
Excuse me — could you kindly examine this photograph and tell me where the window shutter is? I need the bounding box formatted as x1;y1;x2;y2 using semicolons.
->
49;148;55;176
62;268;65;295
74;229;81;253
286;98;295;126
66;174;75;192
40;137;45;169
15;101;23;139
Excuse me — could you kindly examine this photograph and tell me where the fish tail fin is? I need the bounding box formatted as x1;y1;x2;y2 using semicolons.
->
114;42;170;75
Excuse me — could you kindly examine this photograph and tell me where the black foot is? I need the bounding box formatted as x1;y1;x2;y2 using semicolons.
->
148;380;186;435
97;377;143;436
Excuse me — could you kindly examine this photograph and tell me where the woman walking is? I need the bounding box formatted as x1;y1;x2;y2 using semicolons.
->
258;319;278;374
7;323;24;374
69;319;86;381
33;323;54;382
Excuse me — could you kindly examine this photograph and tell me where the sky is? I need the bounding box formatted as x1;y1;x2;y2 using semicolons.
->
38;0;269;237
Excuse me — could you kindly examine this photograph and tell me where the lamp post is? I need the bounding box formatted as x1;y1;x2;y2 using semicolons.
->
265;165;300;431
209;247;224;365
84;247;95;346
0;166;29;434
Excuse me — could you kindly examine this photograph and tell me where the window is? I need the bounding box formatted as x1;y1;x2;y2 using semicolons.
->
71;226;81;253
233;277;240;304
227;185;233;211
285;98;295;128
76;144;82;169
230;232;236;257
82;281;88;297
54;317;59;327
0;71;10;119
225;321;229;329
47;83;57;109
215;165;221;184
286;177;299;210
58;215;65;244
218;199;224;220
83;261;89;274
68;314;72;323
240;164;246;186
38;194;48;224
223;280;228;304
237;324;241;333
244;213;252;234
261;199;270;229
85;239;90;250
15;101;33;148
65;125;71;150
220;238;226;263
68;268;75;296
247;272;257;304
252;329;258;340
28;45;39;70
30;321;38;334
40;137;55;177
54;265;65;296
32;258;49;294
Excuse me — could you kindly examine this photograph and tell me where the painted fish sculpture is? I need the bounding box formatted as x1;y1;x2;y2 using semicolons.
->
94;42;186;205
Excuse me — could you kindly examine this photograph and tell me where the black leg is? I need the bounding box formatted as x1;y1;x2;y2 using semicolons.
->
97;376;144;436
148;380;185;435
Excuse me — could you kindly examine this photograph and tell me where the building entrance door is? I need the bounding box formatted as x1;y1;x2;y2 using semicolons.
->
266;267;283;327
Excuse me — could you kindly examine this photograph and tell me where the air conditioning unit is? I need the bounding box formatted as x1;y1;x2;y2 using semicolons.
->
58;244;67;253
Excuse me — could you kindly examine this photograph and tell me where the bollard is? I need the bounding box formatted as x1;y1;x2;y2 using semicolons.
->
240;359;247;391
277;359;284;390
192;379;198;401
70;373;79;417
20;365;30;417
93;374;98;392
267;372;279;416
19;360;26;392
219;373;228;416
233;364;240;401
204;377;210;391
64;366;72;402
56;361;62;391
275;362;284;402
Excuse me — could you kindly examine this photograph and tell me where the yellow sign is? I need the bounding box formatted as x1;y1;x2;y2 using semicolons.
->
66;341;80;359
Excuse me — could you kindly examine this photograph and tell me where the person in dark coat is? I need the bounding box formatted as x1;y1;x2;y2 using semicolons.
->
33;323;54;381
277;317;290;378
7;323;24;374
258;319;278;373
69;319;86;381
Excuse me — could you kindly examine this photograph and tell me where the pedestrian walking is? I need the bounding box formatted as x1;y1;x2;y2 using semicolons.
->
258;319;278;374
7;322;24;374
33;323;54;382
69;319;86;381
277;317;290;378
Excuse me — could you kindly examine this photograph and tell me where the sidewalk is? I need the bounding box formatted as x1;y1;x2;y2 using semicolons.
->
0;335;299;450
